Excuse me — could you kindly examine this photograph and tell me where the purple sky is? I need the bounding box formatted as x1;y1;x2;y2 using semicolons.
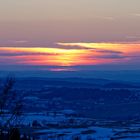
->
0;0;140;72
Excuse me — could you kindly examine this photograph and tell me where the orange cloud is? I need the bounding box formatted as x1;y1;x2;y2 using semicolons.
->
0;43;139;71
57;42;140;54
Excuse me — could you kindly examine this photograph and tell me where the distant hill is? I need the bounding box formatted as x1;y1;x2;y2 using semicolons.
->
103;82;140;88
3;77;138;90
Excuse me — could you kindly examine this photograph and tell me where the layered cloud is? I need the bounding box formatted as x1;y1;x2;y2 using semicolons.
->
0;42;140;71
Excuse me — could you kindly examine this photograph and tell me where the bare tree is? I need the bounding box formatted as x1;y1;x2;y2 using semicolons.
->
0;77;23;138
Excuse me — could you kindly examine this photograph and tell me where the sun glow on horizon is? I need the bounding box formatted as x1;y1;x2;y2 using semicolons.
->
0;43;140;71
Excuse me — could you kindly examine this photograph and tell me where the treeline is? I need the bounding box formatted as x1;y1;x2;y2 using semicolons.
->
40;87;138;103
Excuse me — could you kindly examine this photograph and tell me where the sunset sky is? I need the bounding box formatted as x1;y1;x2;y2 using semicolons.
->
0;0;140;72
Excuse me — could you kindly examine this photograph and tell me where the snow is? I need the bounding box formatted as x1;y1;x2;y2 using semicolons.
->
61;109;77;115
2;113;140;140
20;113;67;125
35;127;114;140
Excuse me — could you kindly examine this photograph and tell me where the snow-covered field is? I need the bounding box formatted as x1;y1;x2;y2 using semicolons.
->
2;113;140;139
20;114;140;140
37;127;113;140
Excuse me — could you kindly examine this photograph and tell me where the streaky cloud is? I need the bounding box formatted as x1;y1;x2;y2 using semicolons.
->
0;42;140;71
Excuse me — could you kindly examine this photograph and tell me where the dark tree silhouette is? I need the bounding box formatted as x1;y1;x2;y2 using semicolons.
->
9;128;20;140
0;77;23;140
